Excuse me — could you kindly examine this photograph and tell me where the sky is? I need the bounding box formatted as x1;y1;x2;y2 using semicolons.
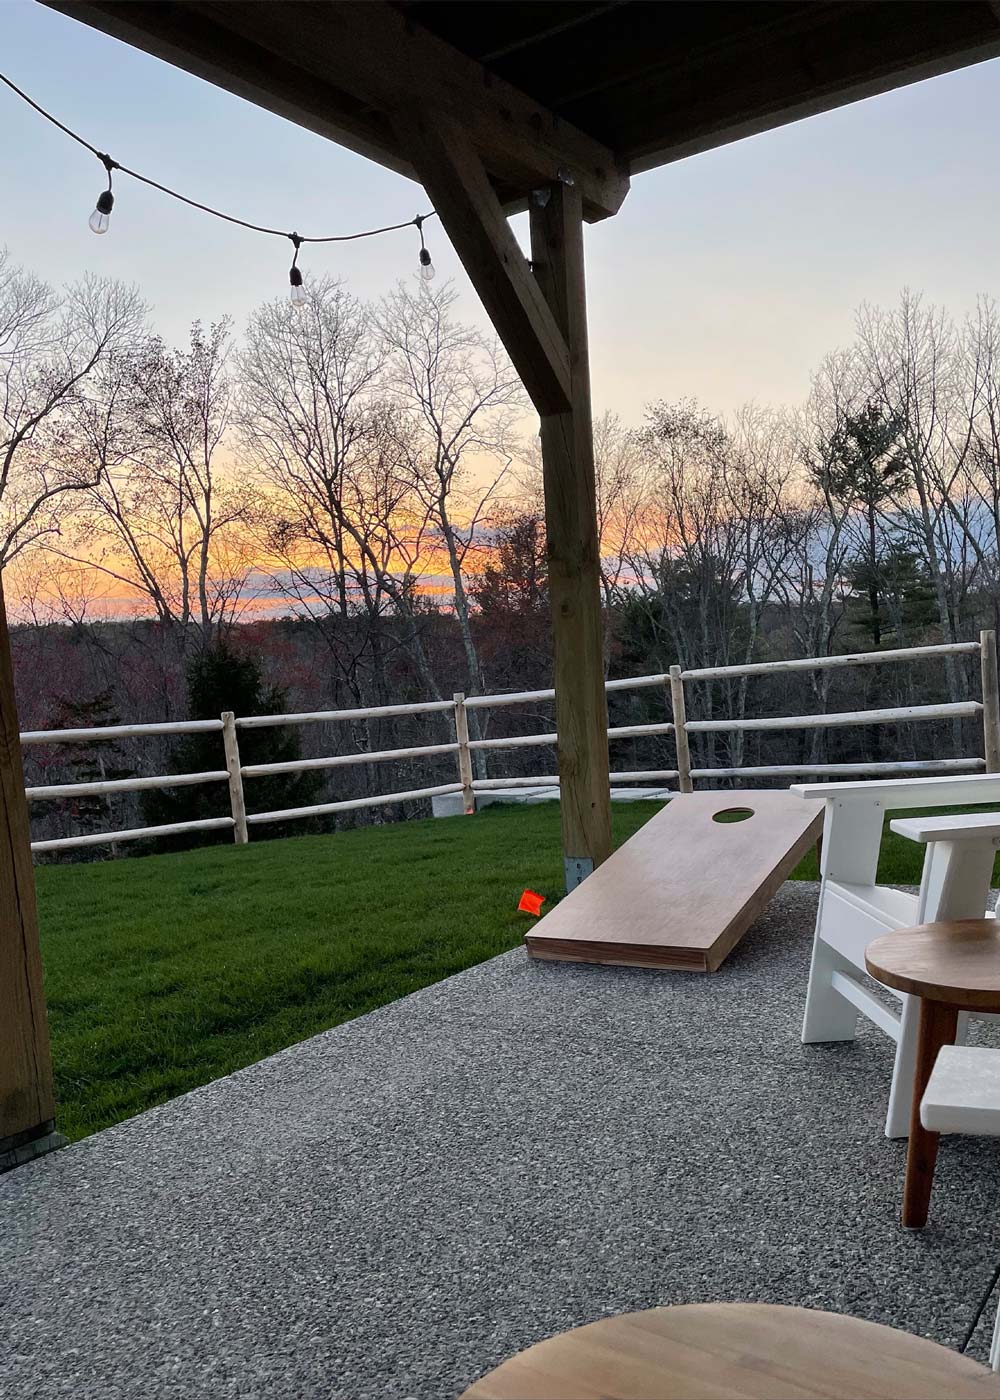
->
2;0;1000;427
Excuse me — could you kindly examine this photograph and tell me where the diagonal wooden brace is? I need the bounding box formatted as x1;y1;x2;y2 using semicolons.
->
391;105;572;418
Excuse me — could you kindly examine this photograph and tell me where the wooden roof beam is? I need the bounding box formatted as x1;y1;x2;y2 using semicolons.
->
197;1;629;221
44;1;416;184
48;0;629;222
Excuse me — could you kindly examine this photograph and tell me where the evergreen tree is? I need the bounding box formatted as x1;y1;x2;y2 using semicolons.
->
470;513;550;692
45;690;130;857
810;402;910;647
471;514;549;620
142;642;322;849
845;542;937;646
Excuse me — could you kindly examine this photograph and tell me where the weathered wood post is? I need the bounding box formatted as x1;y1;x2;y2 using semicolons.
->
0;572;63;1171
980;630;1000;772
453;692;476;814
529;182;613;888
669;665;693;793
221;711;249;844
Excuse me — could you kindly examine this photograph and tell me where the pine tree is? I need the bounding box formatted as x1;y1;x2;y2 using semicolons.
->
470;513;551;691
845;542;937;646
810;402;910;647
142;642;322;849
45;690;130;857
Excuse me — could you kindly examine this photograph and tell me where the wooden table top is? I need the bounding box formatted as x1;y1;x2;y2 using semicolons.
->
865;920;1000;1007
459;1304;1000;1399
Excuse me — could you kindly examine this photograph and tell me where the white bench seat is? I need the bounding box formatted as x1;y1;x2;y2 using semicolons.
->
822;882;919;965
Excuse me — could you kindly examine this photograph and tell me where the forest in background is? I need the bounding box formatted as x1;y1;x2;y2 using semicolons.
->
3;247;1000;853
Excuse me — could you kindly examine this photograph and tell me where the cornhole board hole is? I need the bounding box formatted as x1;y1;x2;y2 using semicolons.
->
525;790;825;972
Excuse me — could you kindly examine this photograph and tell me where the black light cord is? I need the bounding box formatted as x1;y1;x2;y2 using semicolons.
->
0;68;437;253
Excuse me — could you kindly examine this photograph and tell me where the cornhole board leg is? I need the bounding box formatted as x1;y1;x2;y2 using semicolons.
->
525;790;825;972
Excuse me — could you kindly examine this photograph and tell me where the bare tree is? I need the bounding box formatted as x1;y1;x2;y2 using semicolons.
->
377;280;526;769
854;292;970;747
54;321;250;641
721;404;804;763
592;411;645;607
240;277;440;729
955;297;1000;633
0;253;144;565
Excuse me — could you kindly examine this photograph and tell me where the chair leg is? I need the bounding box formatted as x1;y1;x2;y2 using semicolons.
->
802;935;859;1043
990;1291;1000;1371
885;993;918;1139
901;998;959;1229
886;1003;972;1138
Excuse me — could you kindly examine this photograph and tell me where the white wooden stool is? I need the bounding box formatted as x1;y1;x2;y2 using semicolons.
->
922;1045;1000;1368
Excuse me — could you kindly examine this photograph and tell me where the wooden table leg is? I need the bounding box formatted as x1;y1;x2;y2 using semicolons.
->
902;998;959;1229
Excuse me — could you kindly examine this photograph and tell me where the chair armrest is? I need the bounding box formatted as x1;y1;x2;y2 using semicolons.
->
891;812;1000;844
791;774;1000;809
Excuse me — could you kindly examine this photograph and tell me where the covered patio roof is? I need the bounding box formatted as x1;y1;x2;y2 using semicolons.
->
5;0;1000;1164
43;1;1000;216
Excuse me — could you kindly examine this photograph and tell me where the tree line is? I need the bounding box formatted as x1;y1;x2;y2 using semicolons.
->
2;248;998;852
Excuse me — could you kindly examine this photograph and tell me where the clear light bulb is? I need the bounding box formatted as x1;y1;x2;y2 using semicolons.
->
289;264;307;310
419;247;435;282
89;189;114;235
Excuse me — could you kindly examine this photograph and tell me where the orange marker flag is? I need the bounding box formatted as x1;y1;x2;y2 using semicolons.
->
518;889;545;916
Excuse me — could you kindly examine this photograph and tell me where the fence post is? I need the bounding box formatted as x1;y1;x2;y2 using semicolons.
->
981;630;1000;772
453;692;476;814
669;665;693;793
221;711;249;844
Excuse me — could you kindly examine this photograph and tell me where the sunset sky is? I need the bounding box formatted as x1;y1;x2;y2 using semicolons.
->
3;0;1000;429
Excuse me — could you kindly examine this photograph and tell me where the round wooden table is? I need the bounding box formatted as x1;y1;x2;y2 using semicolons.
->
866;919;1000;1229
459;1304;1000;1399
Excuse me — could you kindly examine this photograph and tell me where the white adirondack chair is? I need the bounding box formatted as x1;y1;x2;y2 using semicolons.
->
922;1045;1000;1369
792;774;1000;1138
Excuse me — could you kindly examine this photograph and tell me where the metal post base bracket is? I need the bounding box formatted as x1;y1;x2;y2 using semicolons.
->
0;1121;67;1174
565;856;594;892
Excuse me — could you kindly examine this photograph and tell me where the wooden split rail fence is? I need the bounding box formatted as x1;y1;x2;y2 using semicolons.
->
21;634;1000;854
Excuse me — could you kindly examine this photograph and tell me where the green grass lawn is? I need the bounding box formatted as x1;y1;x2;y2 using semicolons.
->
35;799;1000;1142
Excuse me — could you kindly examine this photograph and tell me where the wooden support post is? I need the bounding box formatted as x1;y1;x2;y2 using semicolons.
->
453;693;476;815
530;182;613;887
981;630;1000;772
0;573;63;1171
669;665;693;794
221;711;249;845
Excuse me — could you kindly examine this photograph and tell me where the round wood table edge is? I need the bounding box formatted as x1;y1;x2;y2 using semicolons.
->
457;1302;1000;1399
865;920;1000;1006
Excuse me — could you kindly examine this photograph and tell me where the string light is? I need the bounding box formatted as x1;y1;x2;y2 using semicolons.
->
416;214;435;282
88;153;116;235
0;69;440;294
88;188;113;235
288;234;307;310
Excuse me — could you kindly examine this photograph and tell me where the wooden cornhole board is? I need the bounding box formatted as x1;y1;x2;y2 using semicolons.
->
526;790;825;972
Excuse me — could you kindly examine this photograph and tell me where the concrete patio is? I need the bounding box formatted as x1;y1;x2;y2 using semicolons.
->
3;881;1000;1399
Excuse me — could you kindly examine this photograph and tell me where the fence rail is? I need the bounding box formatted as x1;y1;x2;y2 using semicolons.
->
21;633;1000;855
685;701;981;734
31;816;235;854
